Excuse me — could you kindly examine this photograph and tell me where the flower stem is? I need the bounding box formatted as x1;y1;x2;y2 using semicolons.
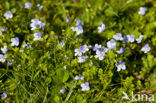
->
64;81;77;103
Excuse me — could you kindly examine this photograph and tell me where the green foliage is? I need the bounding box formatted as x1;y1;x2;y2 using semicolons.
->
0;0;156;102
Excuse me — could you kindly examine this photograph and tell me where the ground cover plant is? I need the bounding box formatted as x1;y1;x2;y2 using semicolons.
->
0;0;156;102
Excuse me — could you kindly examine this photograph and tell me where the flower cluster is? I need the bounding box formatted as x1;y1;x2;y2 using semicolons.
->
73;32;151;72
71;19;83;35
0;2;152;97
74;45;89;56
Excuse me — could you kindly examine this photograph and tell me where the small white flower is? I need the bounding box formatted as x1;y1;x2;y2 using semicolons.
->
75;75;80;80
98;23;105;33
113;33;123;41
63;66;66;70
136;35;144;44
0;54;7;63
93;44;102;51
127;34;135;43
78;56;88;63
115;61;126;71
75;75;84;80
1;46;8;54
36;4;43;10
94;50;105;60
116;47;124;54
60;88;65;94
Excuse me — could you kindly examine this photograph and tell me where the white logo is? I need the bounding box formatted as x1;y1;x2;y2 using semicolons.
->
122;91;154;101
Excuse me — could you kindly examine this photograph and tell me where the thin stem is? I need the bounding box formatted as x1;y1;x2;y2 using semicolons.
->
43;87;49;103
64;81;77;103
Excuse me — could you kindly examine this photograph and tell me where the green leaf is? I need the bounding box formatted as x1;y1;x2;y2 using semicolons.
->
5;1;10;9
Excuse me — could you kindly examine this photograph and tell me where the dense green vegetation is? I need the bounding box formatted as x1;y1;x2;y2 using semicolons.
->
0;0;156;102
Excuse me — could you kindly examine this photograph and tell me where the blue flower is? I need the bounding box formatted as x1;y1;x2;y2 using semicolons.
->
23;43;31;49
79;45;89;53
66;18;69;23
89;62;93;66
75;75;80;80
75;26;83;35
11;37;19;46
116;47;124;54
141;44;151;53
63;66;66;70
25;2;32;9
127;34;135;43
74;48;82;56
2;93;7;99
30;19;45;30
75;19;83;26
115;61;126;71
136;35;144;44
4;11;13;20
58;42;65;48
123;35;128;43
138;7;146;15
36;4;43;10
94;50;105;60
75;45;89;56
101;46;109;52
113;33;123;41
71;26;83;35
60;88;65;94
1;46;8;54
98;23;105;33
80;82;90;91
78;56;88;63
107;39;116;49
0;54;7;63
75;75;84;80
1;27;7;31
7;61;12;65
79;75;84;80
93;44;102;51
34;32;41;40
